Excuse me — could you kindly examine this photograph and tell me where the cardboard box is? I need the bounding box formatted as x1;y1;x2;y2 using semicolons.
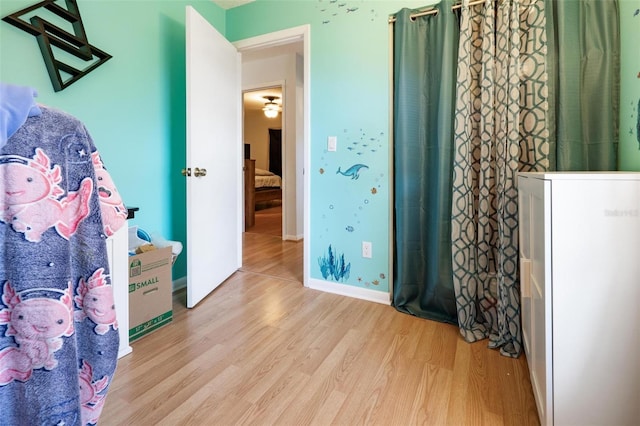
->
128;246;173;342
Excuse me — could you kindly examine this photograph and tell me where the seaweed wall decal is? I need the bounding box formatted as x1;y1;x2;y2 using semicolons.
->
318;244;351;282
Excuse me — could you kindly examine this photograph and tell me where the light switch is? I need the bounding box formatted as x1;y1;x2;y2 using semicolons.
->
328;136;337;152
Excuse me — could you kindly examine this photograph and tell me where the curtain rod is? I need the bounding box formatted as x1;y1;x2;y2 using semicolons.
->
388;0;492;23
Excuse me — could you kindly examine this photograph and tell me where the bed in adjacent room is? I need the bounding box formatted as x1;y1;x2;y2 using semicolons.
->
244;158;281;229
244;130;282;229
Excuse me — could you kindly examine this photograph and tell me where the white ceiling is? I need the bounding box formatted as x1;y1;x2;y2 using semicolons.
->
212;0;255;9
244;87;282;112
241;41;303;62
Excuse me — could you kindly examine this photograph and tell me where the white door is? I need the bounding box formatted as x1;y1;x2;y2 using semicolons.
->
185;6;241;308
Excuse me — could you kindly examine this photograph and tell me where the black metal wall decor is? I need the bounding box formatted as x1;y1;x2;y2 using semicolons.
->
2;0;112;92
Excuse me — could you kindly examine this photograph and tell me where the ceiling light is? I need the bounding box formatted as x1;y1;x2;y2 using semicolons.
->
263;96;280;118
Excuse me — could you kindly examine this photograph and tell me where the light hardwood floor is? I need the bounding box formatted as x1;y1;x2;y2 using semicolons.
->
246;204;282;237
101;233;539;425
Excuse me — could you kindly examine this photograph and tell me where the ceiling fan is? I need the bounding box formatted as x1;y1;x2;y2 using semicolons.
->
262;96;281;118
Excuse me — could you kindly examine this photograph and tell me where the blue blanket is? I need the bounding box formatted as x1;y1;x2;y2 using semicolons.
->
0;105;126;425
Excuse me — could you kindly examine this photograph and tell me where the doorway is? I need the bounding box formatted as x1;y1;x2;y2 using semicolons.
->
235;26;308;285
243;86;283;237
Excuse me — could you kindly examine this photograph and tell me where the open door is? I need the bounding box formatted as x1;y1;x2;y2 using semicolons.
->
185;6;241;308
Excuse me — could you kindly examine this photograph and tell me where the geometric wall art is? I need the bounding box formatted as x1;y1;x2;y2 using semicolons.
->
2;0;112;92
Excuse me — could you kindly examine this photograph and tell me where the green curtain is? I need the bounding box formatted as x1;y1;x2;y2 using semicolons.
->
392;2;459;324
546;0;620;171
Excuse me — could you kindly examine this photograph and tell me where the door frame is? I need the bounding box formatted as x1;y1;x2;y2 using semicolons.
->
234;25;310;288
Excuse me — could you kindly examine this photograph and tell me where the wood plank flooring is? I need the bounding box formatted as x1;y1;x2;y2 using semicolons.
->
245;204;282;237
101;232;539;425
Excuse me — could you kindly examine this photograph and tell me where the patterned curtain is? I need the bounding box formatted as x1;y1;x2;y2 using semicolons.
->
450;0;549;357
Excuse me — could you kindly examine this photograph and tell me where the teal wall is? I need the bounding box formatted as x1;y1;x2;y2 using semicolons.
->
618;0;640;170
0;0;224;279
1;0;636;292
228;0;425;292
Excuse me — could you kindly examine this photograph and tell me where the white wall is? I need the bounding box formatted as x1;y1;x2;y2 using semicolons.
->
242;52;302;240
243;108;281;171
295;53;304;238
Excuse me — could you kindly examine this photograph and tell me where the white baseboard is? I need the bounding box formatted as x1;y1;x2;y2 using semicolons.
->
307;278;390;305
283;234;303;241
173;276;187;292
172;275;390;306
118;346;132;359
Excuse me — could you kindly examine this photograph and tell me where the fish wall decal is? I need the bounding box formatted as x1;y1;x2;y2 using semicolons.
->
337;164;368;180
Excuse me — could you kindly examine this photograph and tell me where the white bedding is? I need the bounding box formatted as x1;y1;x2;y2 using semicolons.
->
255;169;281;189
255;167;272;176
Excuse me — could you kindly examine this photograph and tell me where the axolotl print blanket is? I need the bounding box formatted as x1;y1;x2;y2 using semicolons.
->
0;105;127;425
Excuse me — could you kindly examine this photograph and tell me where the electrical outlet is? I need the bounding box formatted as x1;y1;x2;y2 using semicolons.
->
362;241;372;258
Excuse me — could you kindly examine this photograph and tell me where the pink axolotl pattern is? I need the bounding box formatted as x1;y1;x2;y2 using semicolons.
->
0;106;126;425
0;148;93;242
78;359;109;425
92;152;126;237
0;281;74;385
74;268;118;335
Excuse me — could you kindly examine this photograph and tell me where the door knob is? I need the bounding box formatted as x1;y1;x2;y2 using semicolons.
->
181;168;191;177
194;167;207;177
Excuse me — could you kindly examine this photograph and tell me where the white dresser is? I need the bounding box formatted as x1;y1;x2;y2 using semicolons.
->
518;172;640;426
106;225;132;358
